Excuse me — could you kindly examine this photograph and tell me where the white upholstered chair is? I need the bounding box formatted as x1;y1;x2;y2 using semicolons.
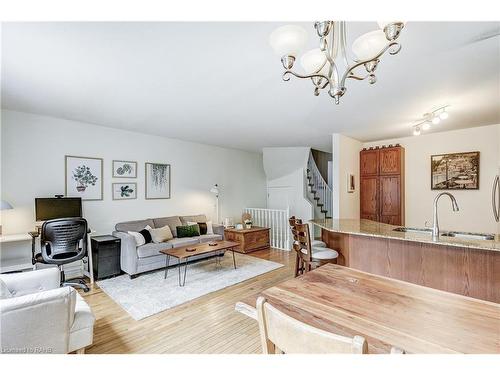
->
256;296;368;354
0;268;95;354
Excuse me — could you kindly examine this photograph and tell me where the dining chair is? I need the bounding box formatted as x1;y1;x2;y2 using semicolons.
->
256;296;368;354
294;220;339;273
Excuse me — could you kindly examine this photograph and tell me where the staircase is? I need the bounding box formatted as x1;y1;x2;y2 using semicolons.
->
306;152;333;219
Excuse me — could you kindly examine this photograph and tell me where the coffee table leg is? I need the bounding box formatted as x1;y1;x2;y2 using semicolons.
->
232;249;237;269
182;259;188;286
164;255;170;279
178;258;188;287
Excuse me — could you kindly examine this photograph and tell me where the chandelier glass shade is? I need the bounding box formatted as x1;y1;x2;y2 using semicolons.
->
269;21;405;104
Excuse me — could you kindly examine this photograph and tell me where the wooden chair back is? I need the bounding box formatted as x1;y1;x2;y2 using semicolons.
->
256;296;368;354
294;221;313;265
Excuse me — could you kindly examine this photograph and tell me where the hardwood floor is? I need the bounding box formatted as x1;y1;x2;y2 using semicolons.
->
81;248;295;354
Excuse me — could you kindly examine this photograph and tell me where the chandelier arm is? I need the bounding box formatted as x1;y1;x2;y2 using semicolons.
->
282;70;331;86
339;41;401;88
319;33;339;89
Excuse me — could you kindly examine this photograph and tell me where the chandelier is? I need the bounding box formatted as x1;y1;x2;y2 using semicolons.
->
269;21;405;104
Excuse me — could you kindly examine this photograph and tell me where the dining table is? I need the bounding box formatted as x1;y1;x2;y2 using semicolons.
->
235;264;500;354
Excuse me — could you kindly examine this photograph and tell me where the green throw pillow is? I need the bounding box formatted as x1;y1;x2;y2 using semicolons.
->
176;224;200;238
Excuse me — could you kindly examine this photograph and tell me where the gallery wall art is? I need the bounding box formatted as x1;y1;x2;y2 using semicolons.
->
113;160;137;178
65;155;103;200
145;162;171;199
112;182;137;200
431;151;479;190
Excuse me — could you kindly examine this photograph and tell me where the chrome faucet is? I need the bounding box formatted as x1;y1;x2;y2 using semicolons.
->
432;192;459;240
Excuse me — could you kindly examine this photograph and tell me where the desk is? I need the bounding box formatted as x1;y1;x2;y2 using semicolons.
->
235;264;500;354
0;234;33;273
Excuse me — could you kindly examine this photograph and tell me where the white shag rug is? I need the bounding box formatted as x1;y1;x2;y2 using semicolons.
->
97;252;283;320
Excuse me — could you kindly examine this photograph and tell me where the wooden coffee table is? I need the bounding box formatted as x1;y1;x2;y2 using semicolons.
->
159;240;239;286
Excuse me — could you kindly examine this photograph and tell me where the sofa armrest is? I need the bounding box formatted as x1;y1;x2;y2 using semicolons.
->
213;224;225;238
0;268;60;298
112;231;139;275
0;286;76;353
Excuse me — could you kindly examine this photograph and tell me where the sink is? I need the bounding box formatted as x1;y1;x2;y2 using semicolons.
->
440;231;495;241
393;227;432;234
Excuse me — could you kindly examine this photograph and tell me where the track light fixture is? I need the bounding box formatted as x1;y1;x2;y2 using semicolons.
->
411;105;450;136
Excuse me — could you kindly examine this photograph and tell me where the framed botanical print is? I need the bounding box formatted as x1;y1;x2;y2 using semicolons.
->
431;151;479;190
112;160;137;178
112;182;137;200
65;155;103;200
145;162;171;199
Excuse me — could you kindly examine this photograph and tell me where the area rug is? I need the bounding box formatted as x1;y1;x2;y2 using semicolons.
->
97;252;283;320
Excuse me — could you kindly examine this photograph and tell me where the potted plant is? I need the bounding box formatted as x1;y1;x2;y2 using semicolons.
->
73;165;98;192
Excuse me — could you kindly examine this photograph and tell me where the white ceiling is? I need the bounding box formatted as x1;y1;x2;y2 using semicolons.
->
2;22;499;152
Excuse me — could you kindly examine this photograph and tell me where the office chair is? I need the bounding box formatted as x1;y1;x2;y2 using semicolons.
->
35;217;90;292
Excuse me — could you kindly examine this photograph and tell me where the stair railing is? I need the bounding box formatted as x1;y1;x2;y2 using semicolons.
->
242;207;290;250
307;152;333;218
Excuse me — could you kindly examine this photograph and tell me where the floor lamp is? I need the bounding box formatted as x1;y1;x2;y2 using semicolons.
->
210;184;220;224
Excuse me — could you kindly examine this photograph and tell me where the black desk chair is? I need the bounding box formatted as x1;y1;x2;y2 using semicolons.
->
34;217;90;292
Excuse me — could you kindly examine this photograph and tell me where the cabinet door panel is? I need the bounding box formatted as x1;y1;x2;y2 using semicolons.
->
380;215;401;225
360;176;379;217
379;148;401;175
360;150;379;176
380;175;400;216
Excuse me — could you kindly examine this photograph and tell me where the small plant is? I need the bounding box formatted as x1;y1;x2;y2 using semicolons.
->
116;163;132;175
73;165;98;192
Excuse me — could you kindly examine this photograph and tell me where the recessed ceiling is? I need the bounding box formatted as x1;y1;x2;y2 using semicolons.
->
2;22;499;152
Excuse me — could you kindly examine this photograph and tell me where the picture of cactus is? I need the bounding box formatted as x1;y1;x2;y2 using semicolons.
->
65;156;103;200
113;160;137;178
112;183;137;200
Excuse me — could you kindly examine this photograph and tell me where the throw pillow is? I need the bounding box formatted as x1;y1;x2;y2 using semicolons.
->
148;224;173;243
187;221;207;235
206;221;214;235
140;228;153;244
177;224;200;238
0;279;12;299
128;231;146;246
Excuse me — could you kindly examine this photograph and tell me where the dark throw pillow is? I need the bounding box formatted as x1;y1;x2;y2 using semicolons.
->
176;224;200;238
139;228;152;244
197;222;208;235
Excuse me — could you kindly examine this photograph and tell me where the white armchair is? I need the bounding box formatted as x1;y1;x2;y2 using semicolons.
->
0;268;95;354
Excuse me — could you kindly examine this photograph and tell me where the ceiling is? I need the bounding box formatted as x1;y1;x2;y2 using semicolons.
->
2;22;499;152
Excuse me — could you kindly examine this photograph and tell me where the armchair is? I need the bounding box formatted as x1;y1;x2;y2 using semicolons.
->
0;268;95;354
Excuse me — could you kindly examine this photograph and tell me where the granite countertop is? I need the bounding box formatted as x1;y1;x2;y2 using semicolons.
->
310;219;500;252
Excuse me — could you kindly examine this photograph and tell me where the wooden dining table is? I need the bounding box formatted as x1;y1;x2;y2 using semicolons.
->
235;264;500;354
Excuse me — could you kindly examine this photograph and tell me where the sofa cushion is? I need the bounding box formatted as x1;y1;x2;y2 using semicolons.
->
0;278;12;299
116;219;155;233
198;234;223;243
180;214;207;225
148;224;174;243
153;216;182;237
166;237;199;248
137;242;173;258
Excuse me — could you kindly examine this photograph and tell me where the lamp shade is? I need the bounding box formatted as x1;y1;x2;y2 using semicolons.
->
352;30;388;61
0;200;13;210
269;25;308;57
300;48;329;75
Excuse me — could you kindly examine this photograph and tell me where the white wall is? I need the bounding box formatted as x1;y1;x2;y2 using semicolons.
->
332;134;362;219
363;124;499;233
263;147;313;221
1;110;267;235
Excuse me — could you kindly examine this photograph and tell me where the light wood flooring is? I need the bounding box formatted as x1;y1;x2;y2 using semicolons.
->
81;248;294;354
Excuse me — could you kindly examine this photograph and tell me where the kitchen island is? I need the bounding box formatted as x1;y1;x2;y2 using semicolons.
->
311;219;500;303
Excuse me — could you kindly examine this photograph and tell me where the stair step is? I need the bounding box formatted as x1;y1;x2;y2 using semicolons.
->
314;197;320;201
308;184;314;187
321;210;328;213
317;203;323;207
325;216;332;219
310;190;317;194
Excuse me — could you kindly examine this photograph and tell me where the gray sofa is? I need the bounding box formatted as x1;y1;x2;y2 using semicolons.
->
112;214;224;277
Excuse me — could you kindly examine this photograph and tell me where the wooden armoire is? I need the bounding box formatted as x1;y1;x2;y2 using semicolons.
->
360;145;405;225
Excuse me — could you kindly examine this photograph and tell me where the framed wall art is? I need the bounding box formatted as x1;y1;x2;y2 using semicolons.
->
112;160;137;178
431;151;479;190
145;162;171;199
65;155;103;200
112;182;137;200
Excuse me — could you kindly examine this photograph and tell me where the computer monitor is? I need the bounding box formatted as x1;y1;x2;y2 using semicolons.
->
35;197;82;222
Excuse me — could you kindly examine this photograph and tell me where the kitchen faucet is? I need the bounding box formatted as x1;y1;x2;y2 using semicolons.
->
432;192;459;240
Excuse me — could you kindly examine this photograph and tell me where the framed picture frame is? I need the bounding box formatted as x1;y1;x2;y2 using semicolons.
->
112;182;137;200
347;172;355;193
145;162;171;199
431;151;480;190
65;155;103;201
112;160;137;178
